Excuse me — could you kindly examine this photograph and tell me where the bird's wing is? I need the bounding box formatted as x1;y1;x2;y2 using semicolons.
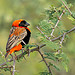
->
6;27;27;51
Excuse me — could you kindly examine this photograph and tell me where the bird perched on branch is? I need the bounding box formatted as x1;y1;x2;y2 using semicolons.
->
5;19;31;58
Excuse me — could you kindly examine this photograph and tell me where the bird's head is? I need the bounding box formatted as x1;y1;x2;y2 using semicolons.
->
12;19;30;27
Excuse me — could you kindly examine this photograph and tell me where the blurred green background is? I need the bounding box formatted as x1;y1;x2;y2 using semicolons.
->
0;0;75;75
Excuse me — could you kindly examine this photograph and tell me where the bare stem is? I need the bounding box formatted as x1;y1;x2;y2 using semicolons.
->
59;33;66;48
51;27;75;41
36;26;51;41
38;50;52;75
50;10;65;37
12;57;15;75
60;0;72;15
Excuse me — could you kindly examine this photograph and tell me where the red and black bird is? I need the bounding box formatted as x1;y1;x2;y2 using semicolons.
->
5;19;31;58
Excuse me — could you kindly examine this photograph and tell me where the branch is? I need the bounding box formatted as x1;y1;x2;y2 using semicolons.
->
61;0;75;18
59;33;66;49
36;26;51;41
0;66;13;75
0;44;46;67
12;57;16;75
38;50;52;75
0;66;13;69
50;10;65;37
51;27;75;41
60;0;72;15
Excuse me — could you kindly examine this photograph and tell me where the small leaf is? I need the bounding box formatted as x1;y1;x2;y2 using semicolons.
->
45;56;56;61
44;52;54;57
62;62;69;72
49;62;60;71
24;44;37;49
68;15;75;21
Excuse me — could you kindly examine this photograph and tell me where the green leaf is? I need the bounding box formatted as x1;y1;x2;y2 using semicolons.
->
39;20;52;35
2;68;10;71
45;56;56;62
62;62;69;72
58;0;67;5
44;52;54;57
49;62;60;71
40;37;59;50
24;44;37;49
68;15;75;21
40;71;52;75
46;41;59;50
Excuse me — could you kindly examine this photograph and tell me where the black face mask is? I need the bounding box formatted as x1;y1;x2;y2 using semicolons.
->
19;20;27;27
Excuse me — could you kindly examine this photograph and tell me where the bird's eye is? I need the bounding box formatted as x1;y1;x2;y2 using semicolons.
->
19;20;26;27
21;20;26;24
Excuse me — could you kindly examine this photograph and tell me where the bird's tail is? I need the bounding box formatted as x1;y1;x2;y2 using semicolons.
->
5;44;22;58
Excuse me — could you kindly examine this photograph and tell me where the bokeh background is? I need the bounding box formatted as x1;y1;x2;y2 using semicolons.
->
0;0;75;75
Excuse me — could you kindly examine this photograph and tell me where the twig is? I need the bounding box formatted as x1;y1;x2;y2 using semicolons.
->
12;57;15;75
0;66;13;75
60;0;72;15
51;27;75;41
59;33;66;48
50;10;65;37
0;66;13;69
38;50;52;75
61;0;75;18
0;44;46;67
36;26;51;41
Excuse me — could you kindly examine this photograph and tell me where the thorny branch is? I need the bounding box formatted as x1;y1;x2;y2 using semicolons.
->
0;44;46;75
36;1;75;74
51;27;75;41
38;50;52;75
60;0;75;19
0;44;46;67
60;0;72;15
36;26;51;41
37;26;75;42
50;10;65;37
0;44;52;75
0;66;13;69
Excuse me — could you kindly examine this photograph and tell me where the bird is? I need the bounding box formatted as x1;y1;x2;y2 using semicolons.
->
5;19;31;58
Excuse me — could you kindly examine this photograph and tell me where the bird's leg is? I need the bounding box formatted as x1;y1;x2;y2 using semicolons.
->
22;40;26;45
21;40;27;60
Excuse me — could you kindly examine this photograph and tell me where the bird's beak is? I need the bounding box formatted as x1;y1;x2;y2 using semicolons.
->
26;22;30;26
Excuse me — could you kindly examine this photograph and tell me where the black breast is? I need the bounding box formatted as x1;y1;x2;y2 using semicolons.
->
21;28;31;47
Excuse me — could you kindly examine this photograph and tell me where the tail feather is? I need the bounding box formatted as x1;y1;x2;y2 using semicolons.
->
5;44;22;58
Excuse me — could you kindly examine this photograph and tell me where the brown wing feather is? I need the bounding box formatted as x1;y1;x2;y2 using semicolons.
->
6;27;27;51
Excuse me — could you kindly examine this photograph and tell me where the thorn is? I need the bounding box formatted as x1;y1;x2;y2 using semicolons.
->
23;56;26;60
39;60;43;62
